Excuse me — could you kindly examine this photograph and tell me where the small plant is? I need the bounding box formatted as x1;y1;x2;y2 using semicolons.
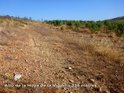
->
5;73;13;79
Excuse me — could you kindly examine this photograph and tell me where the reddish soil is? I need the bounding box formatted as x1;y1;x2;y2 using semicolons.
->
0;22;124;93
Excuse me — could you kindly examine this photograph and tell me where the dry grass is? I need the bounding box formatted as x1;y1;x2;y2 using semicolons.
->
95;46;123;62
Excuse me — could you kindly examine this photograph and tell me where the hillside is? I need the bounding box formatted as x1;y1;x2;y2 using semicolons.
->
0;16;124;93
109;16;124;21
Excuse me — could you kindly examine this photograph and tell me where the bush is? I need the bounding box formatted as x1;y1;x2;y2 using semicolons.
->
85;21;101;32
116;23;124;36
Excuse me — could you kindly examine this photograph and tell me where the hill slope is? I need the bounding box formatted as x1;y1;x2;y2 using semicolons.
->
0;17;124;93
110;16;124;21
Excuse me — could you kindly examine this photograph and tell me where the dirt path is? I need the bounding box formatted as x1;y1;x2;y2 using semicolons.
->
0;23;124;93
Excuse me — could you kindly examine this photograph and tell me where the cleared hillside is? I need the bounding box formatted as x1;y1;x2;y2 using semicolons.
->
0;17;124;93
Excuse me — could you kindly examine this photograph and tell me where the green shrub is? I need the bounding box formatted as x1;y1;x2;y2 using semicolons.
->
85;21;101;32
45;20;124;37
116;23;124;36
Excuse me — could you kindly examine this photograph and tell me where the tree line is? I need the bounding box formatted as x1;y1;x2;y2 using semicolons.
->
45;20;124;37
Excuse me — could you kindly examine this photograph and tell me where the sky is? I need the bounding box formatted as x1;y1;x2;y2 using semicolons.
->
0;0;124;21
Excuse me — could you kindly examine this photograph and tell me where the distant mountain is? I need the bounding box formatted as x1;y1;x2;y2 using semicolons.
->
106;16;124;22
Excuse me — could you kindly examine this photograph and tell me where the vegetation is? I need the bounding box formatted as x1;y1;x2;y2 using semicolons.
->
0;15;33;21
0;15;34;27
45;19;124;37
0;15;124;37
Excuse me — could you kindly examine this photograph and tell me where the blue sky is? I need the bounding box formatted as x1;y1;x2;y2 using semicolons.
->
0;0;124;20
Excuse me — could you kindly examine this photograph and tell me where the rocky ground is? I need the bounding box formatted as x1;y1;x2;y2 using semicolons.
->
0;21;124;93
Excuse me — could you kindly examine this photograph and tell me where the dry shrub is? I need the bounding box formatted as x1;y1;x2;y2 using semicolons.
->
79;42;95;53
63;34;95;52
95;47;122;62
60;25;66;30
